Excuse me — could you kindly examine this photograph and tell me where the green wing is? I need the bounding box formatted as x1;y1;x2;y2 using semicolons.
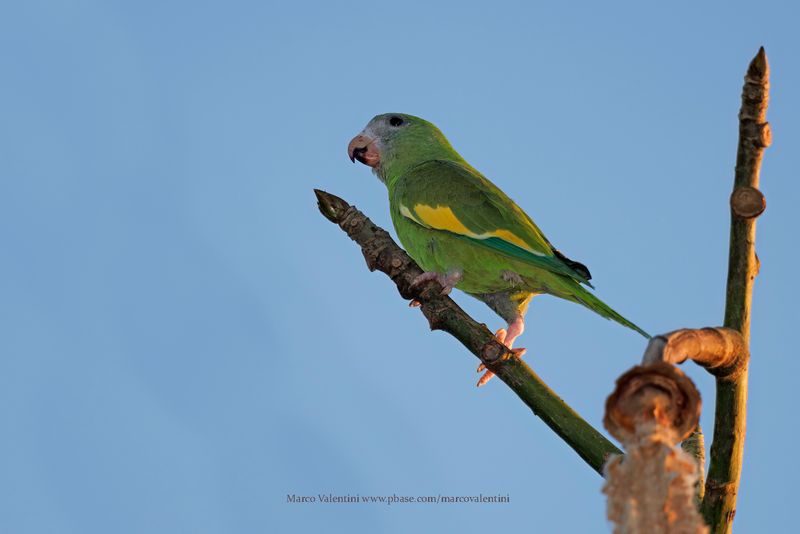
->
392;160;593;286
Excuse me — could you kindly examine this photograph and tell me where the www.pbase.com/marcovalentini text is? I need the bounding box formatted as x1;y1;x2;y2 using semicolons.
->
286;493;510;505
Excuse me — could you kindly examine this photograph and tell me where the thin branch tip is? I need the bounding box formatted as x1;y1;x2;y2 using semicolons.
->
701;45;770;533
749;47;768;79
314;189;343;222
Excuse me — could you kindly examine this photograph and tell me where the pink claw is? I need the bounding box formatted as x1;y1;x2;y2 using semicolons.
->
477;370;494;387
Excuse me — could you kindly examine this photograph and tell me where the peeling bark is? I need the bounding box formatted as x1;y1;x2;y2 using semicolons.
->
603;364;706;534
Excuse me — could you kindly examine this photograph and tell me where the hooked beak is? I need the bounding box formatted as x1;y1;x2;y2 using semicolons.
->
347;133;380;168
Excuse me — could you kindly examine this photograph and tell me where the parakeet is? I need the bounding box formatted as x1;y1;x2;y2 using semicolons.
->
347;113;649;386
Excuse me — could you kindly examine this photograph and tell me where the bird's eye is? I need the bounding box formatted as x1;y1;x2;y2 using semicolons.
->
389;116;404;127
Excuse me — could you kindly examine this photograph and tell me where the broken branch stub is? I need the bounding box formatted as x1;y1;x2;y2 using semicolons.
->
603;363;706;533
604;363;701;444
642;328;749;381
730;186;766;219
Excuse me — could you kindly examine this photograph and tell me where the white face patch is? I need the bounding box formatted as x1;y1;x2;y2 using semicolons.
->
358;123;386;182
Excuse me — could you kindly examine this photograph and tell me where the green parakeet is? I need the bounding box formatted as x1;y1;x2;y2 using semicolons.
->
347;113;649;386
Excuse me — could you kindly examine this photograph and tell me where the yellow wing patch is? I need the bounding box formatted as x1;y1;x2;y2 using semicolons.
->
412;204;472;235
404;203;545;257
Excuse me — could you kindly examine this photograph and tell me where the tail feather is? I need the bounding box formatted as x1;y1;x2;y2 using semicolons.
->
567;283;650;339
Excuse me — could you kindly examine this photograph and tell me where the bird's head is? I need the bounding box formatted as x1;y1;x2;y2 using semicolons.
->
348;113;462;184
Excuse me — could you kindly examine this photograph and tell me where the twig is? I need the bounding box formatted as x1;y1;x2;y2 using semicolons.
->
635;326;747;507
681;427;706;504
700;47;770;533
315;188;621;474
642;328;748;379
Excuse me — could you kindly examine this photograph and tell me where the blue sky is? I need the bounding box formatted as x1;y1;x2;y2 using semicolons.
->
1;1;797;532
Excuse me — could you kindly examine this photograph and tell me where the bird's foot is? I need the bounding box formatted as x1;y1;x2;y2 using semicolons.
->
409;269;463;297
477;320;526;387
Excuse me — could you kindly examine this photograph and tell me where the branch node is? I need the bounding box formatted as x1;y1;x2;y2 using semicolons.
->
480;341;505;364
758;122;772;148
424;304;448;331
361;243;393;272
730;186;766;219
705;478;738;494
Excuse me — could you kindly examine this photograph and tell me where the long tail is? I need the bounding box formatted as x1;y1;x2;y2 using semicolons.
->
567;283;650;339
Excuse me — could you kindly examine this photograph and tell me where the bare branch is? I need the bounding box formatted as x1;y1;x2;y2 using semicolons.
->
315;188;621;474
701;47;770;533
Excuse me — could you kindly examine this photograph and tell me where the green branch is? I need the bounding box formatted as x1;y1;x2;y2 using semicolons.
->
315;188;620;474
701;47;770;533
